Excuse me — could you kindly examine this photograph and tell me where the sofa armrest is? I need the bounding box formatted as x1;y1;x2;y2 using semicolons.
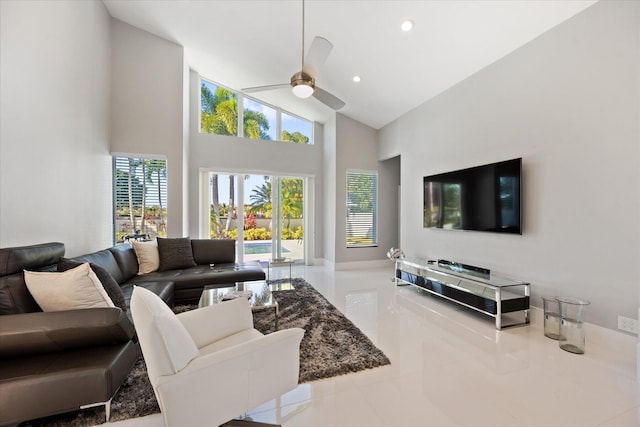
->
154;327;304;427
0;307;135;357
176;297;253;349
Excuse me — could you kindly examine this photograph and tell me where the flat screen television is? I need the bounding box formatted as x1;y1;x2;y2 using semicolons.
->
423;158;522;234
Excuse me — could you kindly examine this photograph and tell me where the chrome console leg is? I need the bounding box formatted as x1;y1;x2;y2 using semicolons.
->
495;288;502;330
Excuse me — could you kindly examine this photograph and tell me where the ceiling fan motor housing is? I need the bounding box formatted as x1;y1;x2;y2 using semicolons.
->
291;71;315;88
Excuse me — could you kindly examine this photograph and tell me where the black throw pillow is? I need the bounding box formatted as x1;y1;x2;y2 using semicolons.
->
57;258;127;312
157;237;197;272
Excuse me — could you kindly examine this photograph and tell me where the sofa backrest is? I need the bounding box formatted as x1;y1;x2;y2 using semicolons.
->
0;242;64;276
109;244;140;282
72;249;126;284
0;242;65;314
190;239;236;264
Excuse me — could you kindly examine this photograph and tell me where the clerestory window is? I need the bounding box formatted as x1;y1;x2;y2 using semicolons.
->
200;80;238;136
200;77;313;144
282;112;312;144
243;97;276;140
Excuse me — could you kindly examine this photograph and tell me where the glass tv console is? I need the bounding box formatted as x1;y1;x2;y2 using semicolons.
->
395;258;530;329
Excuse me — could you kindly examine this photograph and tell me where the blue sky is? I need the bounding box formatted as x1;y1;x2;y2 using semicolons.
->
215;174;267;205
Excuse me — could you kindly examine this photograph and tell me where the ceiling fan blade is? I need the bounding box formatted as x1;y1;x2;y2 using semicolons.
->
302;36;333;78
313;87;345;110
242;83;290;94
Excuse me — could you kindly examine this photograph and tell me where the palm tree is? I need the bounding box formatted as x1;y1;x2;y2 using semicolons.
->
280;178;303;227
139;159;149;233
115;168;143;234
201;84;237;135
201;83;271;139
244;110;270;140
249;178;303;224
146;159;167;234
127;158;137;233
249;180;272;217
225;175;253;233
210;174;221;237
225;175;235;232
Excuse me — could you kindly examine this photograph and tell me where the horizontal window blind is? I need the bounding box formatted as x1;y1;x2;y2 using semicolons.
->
113;156;167;244
346;170;378;248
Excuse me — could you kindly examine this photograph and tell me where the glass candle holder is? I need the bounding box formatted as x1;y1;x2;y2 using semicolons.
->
556;296;590;354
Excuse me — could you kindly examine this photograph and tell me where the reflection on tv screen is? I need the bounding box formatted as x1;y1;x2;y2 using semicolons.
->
423;158;521;234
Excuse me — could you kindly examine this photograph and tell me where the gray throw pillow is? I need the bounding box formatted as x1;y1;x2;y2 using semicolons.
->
57;258;127;312
157;237;197;272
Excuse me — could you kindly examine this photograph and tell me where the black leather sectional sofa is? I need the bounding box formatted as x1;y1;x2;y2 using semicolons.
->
0;239;265;426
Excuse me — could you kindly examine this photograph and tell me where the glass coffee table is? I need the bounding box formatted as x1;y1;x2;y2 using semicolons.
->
198;280;294;330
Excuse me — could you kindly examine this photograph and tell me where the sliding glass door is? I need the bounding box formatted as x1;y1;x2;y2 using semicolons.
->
208;174;239;241
207;172;304;263
270;176;304;262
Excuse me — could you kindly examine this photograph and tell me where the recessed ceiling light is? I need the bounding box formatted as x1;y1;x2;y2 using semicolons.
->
352;75;361;83
401;19;414;32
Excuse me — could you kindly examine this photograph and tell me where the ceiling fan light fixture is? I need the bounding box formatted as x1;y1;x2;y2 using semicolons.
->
291;72;315;98
292;82;314;98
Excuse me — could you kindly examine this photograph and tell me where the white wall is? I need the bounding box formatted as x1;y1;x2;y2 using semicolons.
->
0;0;112;256
322;114;337;263
110;19;187;237
333;114;400;267
379;0;639;331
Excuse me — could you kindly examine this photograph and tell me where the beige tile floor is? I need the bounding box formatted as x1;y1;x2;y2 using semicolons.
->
107;264;639;427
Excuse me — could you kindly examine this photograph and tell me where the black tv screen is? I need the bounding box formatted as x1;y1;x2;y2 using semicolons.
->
423;158;522;234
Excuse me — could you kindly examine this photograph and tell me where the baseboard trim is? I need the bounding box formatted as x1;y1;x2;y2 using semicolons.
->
529;306;637;380
314;258;391;271
334;259;390;271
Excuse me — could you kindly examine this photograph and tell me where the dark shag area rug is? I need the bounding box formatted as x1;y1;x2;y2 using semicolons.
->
21;278;390;426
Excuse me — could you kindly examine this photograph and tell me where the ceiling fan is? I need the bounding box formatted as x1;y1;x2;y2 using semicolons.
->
241;0;345;110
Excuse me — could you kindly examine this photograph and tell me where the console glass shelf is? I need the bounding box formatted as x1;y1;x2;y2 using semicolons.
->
395;258;530;329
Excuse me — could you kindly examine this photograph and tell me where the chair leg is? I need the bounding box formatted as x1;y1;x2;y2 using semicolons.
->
80;399;112;423
221;419;280;427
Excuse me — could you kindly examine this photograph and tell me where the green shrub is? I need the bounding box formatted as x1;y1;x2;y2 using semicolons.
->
245;228;271;240
281;228;293;239
210;226;303;241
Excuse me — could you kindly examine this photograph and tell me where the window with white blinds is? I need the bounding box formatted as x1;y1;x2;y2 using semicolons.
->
113;156;167;243
346;170;378;248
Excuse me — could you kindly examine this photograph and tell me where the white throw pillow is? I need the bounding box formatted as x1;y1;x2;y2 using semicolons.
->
24;263;115;312
132;240;160;275
130;286;199;377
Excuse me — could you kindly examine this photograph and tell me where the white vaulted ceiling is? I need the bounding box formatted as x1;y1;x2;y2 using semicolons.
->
103;0;597;129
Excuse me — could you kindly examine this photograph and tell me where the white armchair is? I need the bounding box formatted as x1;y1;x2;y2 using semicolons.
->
130;286;305;427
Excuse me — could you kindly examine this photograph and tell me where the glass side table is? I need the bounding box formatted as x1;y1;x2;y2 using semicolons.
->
268;258;295;282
